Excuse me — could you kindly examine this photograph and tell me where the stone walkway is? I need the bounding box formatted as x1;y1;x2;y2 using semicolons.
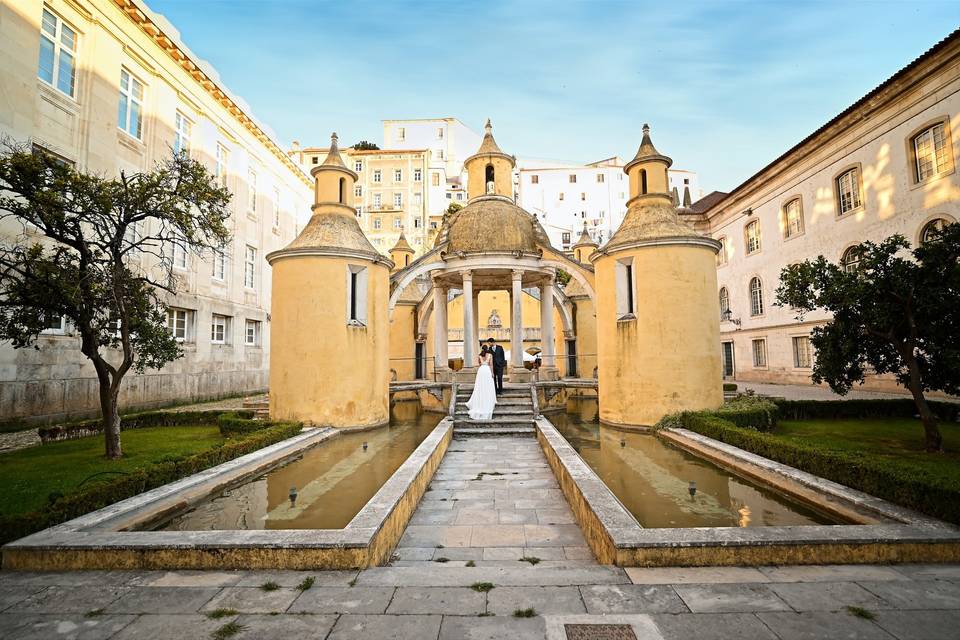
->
739;381;960;403
1;564;959;638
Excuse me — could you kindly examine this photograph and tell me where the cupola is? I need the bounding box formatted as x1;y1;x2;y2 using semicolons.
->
464;119;516;201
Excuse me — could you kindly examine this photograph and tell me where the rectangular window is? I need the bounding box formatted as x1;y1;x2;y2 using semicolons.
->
559;193;565;201
373;193;382;208
414;218;421;228
373;169;382;183
216;144;229;188
569;174;577;183
347;264;368;325
394;192;402;208
273;187;281;227
561;232;571;245
211;314;229;344
597;174;605;183
174;111;192;155
615;258;635;318
414;168;422;182
397;127;405;141
581;192;586;201
373;218;381;230
437;149;444;160
783;198;803;238
118;69;144;139
244;245;256;289
394;169;402;182
173;234;187;269
212;247;227;282
792;336;812;368
745;220;761;254
166;308;193;342
245;319;261;346
437;127;444;139
38;8;77;97
914;123;950;182
42;313;67;335
393;217;402;229
355;185;363;198
457;193;463;200
431;173;440;186
836;168;862;214
752;339;767;368
716;237;728;266
354;160;363;172
531;175;539;184
414;192;422;207
248;170;257;213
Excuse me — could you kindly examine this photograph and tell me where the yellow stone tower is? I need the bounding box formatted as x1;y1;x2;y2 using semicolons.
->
465;119;515;200
267;133;393;428
389;231;415;270
592;125;722;426
571;222;599;263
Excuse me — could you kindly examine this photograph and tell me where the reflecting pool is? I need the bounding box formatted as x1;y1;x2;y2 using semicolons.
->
159;402;442;531
551;397;839;527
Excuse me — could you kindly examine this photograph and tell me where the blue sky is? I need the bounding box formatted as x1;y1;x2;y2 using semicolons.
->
149;0;958;194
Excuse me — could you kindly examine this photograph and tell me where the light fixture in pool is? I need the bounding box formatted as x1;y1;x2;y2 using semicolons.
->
289;486;298;505
363;442;368;451
688;480;697;499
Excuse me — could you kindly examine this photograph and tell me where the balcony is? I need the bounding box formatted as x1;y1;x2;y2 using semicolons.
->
447;327;541;342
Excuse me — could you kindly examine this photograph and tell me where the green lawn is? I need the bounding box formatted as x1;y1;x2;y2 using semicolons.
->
776;417;960;486
0;425;224;517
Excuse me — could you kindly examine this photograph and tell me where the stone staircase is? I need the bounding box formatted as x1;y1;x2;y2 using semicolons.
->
452;384;537;437
242;395;270;420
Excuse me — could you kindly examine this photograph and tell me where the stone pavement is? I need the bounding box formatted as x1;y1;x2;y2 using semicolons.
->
739;381;960;404
1;564;959;639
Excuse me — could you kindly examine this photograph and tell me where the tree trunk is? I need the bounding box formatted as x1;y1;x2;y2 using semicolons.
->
903;350;943;453
99;382;123;459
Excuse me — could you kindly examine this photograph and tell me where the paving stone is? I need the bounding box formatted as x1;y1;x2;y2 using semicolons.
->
651;612;779;640
523;524;587;546
328;614;442;640
0;613;135;640
871;609;960;640
201;586;301;613
565;547;595;561
626;566;768;585
111;613;226;639
357;566;630;587
0;585;45;612
536;509;576;524
858;580;960;610
399;525;474;548
758;565;908;583
235;570;357;587
410;510;458;525
891;564;960;581
386;587;485;614
392;547;435;561
499;510;539;524
127;570;246;587
487;585;585;615
768;581;890;612
433;547;485;561
756;611;894;640
470;524;527;547
438;615;546;640
288;586;396;614
232;613;338;639
580;584;689;614
673;584;791;613
105;586;220;614
12;585;128;614
0;571;137;588
454;509;501;525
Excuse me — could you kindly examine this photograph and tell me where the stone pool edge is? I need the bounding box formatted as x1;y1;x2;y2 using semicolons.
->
1;419;453;571
535;416;960;567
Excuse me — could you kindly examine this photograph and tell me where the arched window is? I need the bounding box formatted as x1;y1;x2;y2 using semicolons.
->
841;246;863;273
745;220;761;255
749;277;763;316
640;169;648;194
912;121;952;182
719;287;730;314
716;236;728;266
485;164;495;194
921;217;950;244
338;177;345;204
835;167;862;215
782;198;804;238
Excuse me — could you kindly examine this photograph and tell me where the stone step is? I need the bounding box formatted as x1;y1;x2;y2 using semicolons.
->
455;403;534;416
453;427;536;437
456;396;532;406
243;400;269;410
356;565;629;587
454;416;536;427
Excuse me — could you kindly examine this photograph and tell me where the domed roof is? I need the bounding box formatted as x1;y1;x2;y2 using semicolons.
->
442;195;540;254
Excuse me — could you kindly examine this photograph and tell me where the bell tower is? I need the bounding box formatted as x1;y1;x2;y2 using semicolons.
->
464;119;516;201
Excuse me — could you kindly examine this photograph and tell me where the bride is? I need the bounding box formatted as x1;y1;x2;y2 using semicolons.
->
465;345;497;420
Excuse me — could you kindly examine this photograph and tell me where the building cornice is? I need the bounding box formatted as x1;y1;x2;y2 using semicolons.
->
266;246;394;267
591;235;721;261
112;0;311;187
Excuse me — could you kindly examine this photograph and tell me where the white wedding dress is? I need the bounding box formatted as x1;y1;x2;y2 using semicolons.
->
465;354;497;420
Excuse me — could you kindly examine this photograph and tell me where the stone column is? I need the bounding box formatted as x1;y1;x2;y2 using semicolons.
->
473;289;481;346
510;269;524;369
433;281;448;373
539;276;555;368
462;270;475;367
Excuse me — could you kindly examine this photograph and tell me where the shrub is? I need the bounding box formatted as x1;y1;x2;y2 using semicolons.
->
0;421;302;545
674;412;960;525
38;410;256;444
774;399;960;423
654;397;778;432
217;412;269;437
722;383;738;392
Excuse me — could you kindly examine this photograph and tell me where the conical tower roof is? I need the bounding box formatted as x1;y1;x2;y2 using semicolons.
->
391;230;414;253
465;119;515;166
572;222;598;249
321;132;347;169
624;124;672;173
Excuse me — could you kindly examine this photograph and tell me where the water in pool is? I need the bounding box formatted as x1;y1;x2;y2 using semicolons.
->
159;402;441;531
552;397;838;527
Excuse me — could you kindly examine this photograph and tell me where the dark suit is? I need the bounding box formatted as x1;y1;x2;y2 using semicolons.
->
490;344;507;393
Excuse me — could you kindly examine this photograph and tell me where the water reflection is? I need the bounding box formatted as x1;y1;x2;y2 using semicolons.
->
550;401;837;528
160;402;441;531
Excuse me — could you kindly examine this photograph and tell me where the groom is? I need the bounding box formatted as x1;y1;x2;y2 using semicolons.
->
486;337;506;395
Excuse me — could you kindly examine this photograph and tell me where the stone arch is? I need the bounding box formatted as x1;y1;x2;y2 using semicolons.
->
416;284;574;337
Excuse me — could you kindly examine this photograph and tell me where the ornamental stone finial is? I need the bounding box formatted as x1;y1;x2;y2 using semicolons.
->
642;123;650;135
485;118;492;134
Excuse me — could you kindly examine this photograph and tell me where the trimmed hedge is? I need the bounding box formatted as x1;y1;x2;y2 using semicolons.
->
38;410;255;444
722;383;738;392
0;421;302;545
774;399;960;423
670;412;960;525
217;412;270;436
655;397;779;433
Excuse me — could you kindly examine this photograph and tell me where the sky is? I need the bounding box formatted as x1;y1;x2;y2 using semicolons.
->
147;0;959;195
